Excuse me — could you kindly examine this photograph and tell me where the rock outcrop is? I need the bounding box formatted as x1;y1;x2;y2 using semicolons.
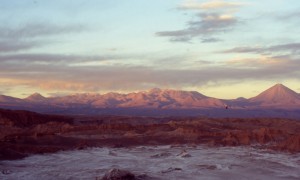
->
1;108;300;160
101;168;136;180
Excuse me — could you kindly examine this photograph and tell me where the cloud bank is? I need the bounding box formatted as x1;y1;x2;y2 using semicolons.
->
1;53;299;92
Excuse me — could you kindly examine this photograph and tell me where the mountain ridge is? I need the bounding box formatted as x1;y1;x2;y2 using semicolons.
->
0;84;299;116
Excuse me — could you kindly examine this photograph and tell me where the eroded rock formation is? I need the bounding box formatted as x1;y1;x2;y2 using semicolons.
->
1;108;300;160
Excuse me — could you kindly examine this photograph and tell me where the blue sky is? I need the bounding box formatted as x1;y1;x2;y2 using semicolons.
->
1;0;300;99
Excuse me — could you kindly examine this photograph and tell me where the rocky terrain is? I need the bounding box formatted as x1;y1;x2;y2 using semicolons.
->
1;108;300;161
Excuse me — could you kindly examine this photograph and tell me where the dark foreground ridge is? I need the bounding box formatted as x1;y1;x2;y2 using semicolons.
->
1;108;300;160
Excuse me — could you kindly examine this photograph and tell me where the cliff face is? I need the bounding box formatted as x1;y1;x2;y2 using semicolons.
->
1;108;300;160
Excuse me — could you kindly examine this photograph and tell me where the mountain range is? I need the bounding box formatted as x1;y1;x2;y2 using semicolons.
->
1;84;300;118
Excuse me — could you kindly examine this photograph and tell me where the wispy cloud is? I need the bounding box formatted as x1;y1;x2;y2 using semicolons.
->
0;53;121;64
156;12;238;42
201;37;222;43
221;42;300;55
0;40;41;52
277;10;300;21
226;55;292;67
157;0;243;42
0;23;85;39
178;0;244;10
0;23;86;53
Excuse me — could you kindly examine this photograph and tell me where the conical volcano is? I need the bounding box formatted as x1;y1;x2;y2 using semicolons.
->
25;93;47;102
250;84;300;107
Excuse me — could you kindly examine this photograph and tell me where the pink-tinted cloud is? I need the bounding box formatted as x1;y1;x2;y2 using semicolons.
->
0;54;299;93
179;0;244;10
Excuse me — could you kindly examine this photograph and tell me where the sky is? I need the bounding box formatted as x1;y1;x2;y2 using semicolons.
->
1;0;300;99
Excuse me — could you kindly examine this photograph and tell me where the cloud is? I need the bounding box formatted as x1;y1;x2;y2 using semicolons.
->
0;55;299;93
169;36;192;43
226;55;292;67
0;40;42;53
0;23;85;40
191;13;237;33
156;12;238;42
201;37;222;43
221;42;300;55
269;43;300;54
179;0;243;10
220;46;262;54
0;53;122;64
157;0;243;42
0;23;86;53
277;11;300;21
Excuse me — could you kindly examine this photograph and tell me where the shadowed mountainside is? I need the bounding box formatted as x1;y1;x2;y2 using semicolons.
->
1;108;300;160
